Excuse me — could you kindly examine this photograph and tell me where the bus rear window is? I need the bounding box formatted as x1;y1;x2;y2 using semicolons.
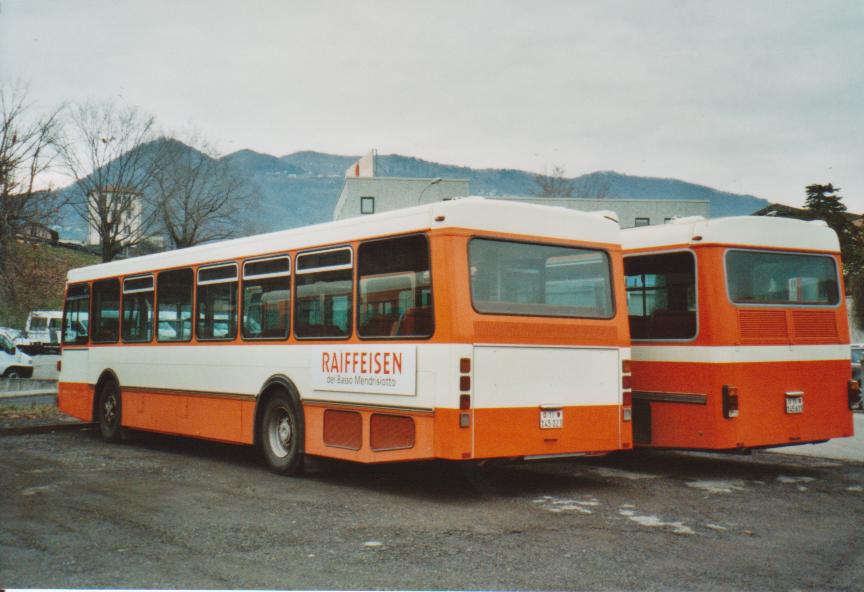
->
469;238;613;318
726;250;839;306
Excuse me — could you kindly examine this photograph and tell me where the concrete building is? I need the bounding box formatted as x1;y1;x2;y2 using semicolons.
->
334;152;709;227
334;176;471;220
86;186;144;246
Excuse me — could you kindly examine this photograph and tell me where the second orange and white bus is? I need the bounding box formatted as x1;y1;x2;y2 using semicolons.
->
622;215;857;451
59;198;633;474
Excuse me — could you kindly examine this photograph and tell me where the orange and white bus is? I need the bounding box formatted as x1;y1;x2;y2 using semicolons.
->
622;215;857;451
58;197;633;474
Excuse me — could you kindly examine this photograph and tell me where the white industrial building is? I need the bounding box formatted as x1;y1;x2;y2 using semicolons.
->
334;151;710;227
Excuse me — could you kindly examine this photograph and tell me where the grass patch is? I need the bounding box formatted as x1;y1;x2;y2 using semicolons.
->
0;403;63;421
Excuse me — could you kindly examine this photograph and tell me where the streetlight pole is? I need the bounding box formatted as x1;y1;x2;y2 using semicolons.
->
416;177;443;205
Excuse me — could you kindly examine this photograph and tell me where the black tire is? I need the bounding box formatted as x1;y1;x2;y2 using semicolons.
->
4;368;21;378
260;390;305;475
96;380;123;442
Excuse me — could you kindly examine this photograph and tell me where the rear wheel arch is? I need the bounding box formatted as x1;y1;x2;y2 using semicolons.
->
93;369;123;442
255;375;305;475
253;374;303;447
92;369;121;420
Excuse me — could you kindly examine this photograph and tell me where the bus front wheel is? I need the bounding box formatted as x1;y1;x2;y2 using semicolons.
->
260;391;305;475
96;380;123;442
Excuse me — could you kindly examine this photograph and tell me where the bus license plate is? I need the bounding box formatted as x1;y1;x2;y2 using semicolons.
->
785;396;804;414
540;409;563;429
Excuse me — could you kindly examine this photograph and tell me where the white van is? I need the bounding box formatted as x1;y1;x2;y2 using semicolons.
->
0;330;34;378
24;310;63;344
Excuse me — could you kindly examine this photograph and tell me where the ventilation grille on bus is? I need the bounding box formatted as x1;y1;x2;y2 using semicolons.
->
323;409;362;450
370;414;415;451
792;310;838;339
738;310;788;340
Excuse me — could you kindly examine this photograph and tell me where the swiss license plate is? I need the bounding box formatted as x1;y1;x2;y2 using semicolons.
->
540;409;563;429
785;396;804;414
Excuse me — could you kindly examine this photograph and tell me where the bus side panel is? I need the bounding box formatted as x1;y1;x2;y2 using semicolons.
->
633;359;853;449
57;382;94;422
302;403;436;462
121;390;255;445
58;348;92;421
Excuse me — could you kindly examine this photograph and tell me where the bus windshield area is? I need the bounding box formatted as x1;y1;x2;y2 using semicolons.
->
469;238;613;318
726;250;839;306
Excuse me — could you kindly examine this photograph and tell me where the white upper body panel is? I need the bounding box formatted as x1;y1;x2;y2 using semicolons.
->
68;197;622;283
622;216;840;253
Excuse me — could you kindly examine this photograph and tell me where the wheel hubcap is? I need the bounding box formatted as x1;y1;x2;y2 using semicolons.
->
268;407;293;458
103;393;117;425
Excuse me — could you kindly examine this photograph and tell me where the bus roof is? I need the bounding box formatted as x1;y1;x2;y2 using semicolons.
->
621;215;840;253
68;197;622;283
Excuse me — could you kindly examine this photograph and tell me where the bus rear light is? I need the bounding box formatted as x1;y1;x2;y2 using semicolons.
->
459;411;470;428
56;360;62;372
722;385;739;419
622;391;632;422
460;394;471;410
848;379;861;409
622;359;631;374
460;357;471;373
459;375;471;391
622;375;632;390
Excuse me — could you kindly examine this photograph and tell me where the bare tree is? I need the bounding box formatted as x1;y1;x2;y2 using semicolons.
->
151;135;250;249
533;165;574;197
0;84;64;324
57;100;164;262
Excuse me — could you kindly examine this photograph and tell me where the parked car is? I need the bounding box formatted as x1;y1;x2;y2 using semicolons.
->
851;344;864;410
0;329;34;378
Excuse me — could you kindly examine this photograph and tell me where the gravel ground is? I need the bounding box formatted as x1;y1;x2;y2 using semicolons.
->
1;428;863;590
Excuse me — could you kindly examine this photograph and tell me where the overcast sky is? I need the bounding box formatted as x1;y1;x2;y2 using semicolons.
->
2;0;862;209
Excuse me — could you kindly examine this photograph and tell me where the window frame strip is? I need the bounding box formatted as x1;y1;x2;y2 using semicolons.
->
197;262;239;286
296;246;353;275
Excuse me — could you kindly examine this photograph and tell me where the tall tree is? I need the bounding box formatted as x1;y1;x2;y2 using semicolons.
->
533;165;575;197
804;183;863;277
0;84;64;324
151;136;251;249
57;100;165;262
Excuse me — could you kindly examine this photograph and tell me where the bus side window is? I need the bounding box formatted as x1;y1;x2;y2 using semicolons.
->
157;268;194;342
122;275;154;342
91;279;120;343
197;263;239;341
62;283;90;345
295;247;353;339
242;256;291;339
357;234;433;338
624;251;696;340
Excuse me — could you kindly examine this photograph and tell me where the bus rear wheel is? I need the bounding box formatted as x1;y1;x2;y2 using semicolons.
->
97;380;123;442
260;391;304;475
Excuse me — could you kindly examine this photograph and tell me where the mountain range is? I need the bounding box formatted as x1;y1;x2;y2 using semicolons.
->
56;141;770;241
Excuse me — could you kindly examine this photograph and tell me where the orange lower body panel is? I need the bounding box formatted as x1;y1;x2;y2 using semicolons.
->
58;382;94;422
632;360;854;449
473;405;626;458
122;388;256;445
57;382;626;462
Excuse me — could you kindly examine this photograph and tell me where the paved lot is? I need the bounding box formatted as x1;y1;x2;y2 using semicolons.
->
1;428;863;590
769;413;864;463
